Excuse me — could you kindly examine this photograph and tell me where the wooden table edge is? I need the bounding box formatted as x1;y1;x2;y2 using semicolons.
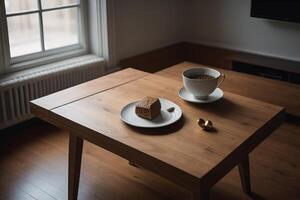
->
200;107;285;189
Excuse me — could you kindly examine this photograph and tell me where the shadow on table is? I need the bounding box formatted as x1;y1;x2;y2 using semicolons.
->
125;115;186;135
185;97;240;117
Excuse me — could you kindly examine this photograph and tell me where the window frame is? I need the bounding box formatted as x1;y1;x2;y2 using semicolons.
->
0;0;89;73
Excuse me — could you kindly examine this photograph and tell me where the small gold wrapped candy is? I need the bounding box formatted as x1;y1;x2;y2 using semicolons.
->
198;118;215;132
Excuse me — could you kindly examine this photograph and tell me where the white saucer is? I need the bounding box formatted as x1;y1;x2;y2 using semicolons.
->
120;98;182;128
179;87;224;103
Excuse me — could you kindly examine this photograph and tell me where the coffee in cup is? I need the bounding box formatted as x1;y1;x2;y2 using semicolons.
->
182;67;225;99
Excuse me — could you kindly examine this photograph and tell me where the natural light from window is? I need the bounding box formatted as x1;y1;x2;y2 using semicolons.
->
5;0;79;58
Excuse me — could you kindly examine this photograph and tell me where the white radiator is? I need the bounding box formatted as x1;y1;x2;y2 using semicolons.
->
0;55;104;129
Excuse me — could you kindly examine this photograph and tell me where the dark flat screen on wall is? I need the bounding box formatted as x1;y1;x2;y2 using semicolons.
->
251;0;300;23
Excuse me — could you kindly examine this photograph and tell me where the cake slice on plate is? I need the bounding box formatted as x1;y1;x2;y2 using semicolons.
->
135;96;161;120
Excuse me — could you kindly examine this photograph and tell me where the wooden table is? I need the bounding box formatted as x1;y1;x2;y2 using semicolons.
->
30;65;285;200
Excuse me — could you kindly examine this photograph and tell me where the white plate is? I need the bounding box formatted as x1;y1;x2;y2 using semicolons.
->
120;98;182;128
179;87;223;103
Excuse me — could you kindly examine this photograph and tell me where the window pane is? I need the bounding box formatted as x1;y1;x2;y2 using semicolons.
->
5;0;38;14
7;14;41;57
41;0;79;9
43;8;79;50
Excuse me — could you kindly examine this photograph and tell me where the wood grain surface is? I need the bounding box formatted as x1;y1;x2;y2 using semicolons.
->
30;68;148;125
40;74;285;191
32;68;148;110
156;62;300;116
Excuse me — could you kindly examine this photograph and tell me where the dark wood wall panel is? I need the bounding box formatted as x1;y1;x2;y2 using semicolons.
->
120;43;186;73
119;42;236;72
183;42;235;69
119;41;300;74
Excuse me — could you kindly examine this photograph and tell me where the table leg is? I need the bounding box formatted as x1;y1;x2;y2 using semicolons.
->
193;190;210;200
238;154;251;194
68;133;83;200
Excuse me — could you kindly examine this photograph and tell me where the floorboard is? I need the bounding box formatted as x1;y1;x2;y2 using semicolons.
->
0;119;299;200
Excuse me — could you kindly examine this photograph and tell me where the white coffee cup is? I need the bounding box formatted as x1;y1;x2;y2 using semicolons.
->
182;67;225;99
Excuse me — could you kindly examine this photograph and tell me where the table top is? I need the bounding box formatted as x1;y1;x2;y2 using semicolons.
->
30;64;285;190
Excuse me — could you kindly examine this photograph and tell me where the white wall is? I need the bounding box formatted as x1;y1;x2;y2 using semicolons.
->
186;0;300;63
114;0;186;61
113;0;300;68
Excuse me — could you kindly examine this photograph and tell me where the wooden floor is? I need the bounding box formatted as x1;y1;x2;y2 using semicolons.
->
0;119;299;200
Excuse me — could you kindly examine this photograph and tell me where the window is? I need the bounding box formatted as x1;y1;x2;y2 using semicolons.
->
0;0;88;72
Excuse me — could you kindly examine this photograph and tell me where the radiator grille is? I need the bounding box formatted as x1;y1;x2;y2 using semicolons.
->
0;55;104;129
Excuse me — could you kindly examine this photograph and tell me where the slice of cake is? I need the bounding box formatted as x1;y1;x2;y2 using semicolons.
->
135;96;161;120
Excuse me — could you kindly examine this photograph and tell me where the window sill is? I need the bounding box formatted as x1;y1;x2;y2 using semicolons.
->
0;54;105;87
7;47;88;73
